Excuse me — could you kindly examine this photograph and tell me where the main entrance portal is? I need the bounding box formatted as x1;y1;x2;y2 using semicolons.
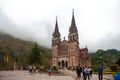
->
58;61;68;69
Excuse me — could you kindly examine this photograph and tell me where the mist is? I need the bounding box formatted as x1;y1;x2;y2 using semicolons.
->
0;9;53;48
0;0;120;52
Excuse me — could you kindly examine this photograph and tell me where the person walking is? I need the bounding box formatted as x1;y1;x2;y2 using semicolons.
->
114;58;120;80
47;66;52;76
82;66;86;80
33;65;36;74
84;66;90;80
76;64;82;80
88;66;92;78
98;65;103;80
29;65;32;75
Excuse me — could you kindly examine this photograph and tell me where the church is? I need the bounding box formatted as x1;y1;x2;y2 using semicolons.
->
51;10;91;68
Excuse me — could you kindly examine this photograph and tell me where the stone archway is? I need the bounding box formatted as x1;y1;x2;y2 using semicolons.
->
61;60;65;68
65;61;68;68
58;61;60;68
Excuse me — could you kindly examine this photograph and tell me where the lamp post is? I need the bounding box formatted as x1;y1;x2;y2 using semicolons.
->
100;56;103;66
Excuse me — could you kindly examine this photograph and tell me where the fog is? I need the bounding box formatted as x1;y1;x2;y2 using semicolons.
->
0;0;120;52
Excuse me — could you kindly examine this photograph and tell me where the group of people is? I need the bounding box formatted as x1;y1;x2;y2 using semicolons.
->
75;64;103;80
29;65;37;75
76;64;93;80
28;65;52;76
27;60;120;80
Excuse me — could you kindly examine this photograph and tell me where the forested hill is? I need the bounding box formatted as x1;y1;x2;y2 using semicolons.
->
0;32;52;69
90;49;120;65
0;32;33;56
1;32;120;69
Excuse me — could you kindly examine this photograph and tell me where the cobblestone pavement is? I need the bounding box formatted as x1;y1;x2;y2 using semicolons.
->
0;70;114;80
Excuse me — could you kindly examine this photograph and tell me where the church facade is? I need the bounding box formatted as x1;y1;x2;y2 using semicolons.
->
51;11;91;68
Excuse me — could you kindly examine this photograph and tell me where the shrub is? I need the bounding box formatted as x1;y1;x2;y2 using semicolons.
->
52;66;58;72
40;65;46;71
91;65;98;72
110;64;118;72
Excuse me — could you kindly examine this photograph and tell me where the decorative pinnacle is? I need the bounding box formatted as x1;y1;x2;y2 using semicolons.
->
56;16;58;20
72;9;74;15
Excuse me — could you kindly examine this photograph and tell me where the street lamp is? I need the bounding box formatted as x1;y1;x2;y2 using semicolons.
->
100;56;103;65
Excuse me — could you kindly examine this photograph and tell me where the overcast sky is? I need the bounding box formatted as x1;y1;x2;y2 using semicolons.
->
0;0;120;52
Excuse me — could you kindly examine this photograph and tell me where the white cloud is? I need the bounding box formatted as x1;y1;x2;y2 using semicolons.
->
0;0;120;52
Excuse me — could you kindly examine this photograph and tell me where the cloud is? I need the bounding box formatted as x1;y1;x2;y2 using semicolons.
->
0;9;19;36
0;0;120;52
95;32;120;51
0;9;53;48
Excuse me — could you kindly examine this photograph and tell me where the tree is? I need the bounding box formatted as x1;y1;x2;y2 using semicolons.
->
110;64;118;72
91;65;98;72
28;42;43;65
116;58;120;66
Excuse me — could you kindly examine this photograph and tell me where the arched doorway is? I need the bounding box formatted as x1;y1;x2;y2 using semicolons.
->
61;60;64;68
58;61;60;68
65;61;68;68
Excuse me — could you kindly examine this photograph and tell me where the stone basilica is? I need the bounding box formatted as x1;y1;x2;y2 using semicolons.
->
52;11;91;68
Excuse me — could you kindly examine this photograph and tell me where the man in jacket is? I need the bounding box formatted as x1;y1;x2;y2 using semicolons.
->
76;64;82;80
98;65;103;80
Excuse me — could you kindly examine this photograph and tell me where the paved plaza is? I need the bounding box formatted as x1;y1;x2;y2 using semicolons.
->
0;70;113;80
0;71;73;80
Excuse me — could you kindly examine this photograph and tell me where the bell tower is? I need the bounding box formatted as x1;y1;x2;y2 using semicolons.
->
68;9;79;43
52;17;61;66
68;10;80;67
52;17;61;45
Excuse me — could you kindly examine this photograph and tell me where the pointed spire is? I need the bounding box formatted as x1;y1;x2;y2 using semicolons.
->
69;9;78;33
53;16;60;37
71;9;76;27
72;9;74;15
55;16;59;33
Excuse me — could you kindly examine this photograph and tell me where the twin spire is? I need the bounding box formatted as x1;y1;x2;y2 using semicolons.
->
53;16;61;37
69;9;78;33
71;9;76;28
53;9;78;38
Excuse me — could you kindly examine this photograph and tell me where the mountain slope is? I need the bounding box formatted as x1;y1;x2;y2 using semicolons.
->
90;49;120;65
0;32;52;70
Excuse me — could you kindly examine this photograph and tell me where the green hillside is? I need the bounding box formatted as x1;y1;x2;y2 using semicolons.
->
1;32;119;70
90;49;120;66
0;32;52;70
